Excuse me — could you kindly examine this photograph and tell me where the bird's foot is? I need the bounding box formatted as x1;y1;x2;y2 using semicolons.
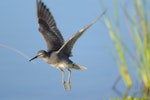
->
62;81;66;91
68;81;71;91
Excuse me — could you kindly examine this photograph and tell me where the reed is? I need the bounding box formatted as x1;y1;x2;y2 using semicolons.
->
102;0;150;99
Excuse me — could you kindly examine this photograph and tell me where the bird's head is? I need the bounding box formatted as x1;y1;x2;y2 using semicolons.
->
29;50;47;61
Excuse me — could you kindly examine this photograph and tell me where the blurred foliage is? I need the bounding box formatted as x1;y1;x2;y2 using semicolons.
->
110;97;150;100
101;0;150;99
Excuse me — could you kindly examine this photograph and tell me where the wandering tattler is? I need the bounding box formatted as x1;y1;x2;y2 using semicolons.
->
29;0;105;90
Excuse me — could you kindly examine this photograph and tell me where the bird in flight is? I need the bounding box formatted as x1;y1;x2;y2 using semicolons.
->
29;0;105;90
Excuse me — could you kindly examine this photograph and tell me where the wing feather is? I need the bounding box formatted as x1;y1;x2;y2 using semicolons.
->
36;0;64;51
57;11;106;57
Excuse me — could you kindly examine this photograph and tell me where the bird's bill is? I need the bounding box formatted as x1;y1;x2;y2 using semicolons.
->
29;56;38;61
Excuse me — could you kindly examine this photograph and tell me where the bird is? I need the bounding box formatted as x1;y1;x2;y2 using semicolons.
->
29;0;105;90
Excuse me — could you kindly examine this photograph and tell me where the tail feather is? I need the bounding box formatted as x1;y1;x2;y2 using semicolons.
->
72;63;87;70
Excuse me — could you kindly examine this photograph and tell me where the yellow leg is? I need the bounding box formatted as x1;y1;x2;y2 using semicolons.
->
61;69;66;91
68;69;71;90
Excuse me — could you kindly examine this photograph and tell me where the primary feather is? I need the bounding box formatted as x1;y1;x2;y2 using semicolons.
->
36;0;64;51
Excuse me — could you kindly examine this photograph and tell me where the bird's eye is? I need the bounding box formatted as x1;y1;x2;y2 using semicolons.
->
39;53;43;56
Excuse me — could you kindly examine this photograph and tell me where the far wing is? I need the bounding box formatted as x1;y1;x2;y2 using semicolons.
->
57;10;106;57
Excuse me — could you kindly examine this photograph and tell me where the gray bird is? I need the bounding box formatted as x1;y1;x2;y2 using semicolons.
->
30;0;105;90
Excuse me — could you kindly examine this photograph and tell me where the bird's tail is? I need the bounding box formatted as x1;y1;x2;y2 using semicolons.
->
72;63;87;70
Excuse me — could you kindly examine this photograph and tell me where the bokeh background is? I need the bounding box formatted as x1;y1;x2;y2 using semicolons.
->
0;0;129;100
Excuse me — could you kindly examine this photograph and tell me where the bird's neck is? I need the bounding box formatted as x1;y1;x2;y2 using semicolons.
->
47;50;55;56
42;50;54;63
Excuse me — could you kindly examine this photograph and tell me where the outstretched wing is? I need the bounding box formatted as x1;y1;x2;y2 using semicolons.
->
57;11;106;57
36;0;64;51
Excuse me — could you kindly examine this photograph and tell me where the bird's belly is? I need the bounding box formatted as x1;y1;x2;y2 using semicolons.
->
50;63;70;69
43;56;72;69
